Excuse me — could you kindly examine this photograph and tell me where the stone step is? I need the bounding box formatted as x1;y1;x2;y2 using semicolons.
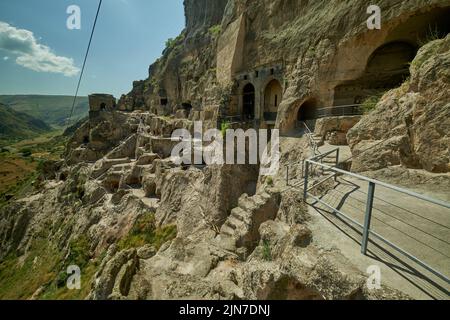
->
259;192;272;201
231;207;247;222
252;195;266;207
238;196;256;211
112;164;132;172
226;214;247;230
220;224;235;237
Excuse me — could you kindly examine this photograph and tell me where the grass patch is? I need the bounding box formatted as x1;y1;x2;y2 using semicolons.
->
0;238;61;300
40;262;98;300
67;235;91;268
361;93;384;114
0;232;101;300
0;154;41;208
118;213;177;251
262;240;272;261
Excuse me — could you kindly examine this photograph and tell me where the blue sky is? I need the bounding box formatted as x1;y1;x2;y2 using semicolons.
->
0;0;185;97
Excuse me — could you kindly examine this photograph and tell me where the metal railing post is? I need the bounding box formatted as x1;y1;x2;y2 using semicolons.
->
361;182;376;255
303;161;309;202
334;149;340;182
335;148;340;166
286;166;289;186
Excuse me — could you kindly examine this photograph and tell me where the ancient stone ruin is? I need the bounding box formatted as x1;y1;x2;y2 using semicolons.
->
0;0;449;301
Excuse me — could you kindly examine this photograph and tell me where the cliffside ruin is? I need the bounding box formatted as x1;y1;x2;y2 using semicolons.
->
0;0;449;300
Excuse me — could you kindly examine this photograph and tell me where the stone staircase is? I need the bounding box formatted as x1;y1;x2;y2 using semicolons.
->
218;189;281;256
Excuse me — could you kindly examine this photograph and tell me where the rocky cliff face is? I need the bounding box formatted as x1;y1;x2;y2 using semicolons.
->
0;0;449;300
348;35;450;174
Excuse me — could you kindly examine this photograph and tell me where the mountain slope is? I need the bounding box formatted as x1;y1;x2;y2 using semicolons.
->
0;103;51;142
0;95;89;127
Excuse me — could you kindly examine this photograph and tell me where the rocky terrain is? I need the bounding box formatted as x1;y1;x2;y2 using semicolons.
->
0;0;449;300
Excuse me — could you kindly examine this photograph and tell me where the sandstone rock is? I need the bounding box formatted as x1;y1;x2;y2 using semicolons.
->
90;249;139;300
348;36;450;173
1;0;445;301
137;245;157;260
315;116;362;145
328;131;348;146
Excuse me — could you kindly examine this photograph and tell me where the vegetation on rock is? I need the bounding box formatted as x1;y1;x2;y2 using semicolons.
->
118;213;177;251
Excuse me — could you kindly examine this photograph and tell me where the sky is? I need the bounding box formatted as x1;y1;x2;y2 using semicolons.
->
0;0;185;98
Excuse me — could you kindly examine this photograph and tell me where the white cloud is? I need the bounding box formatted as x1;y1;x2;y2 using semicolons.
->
0;21;79;77
3;56;9;60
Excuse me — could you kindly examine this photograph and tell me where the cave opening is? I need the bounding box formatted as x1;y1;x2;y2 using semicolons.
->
242;83;255;120
297;99;317;122
100;103;106;111
334;41;416;106
334;6;450;107
181;102;193;113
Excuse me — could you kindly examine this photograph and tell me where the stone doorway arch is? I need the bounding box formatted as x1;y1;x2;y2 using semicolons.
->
297;98;318;130
264;79;282;122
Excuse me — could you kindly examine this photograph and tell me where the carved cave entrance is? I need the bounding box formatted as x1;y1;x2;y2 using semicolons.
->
297;99;318;130
334;6;450;106
242;83;255;120
334;41;416;106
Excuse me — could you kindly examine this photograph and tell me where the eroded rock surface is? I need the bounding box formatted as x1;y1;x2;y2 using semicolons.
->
348;36;450;174
1;0;448;300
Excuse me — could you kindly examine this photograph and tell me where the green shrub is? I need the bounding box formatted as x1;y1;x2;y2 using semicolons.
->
165;38;177;49
221;121;231;137
67;235;91;268
361;93;384;114
118;213;177;251
208;25;222;37
266;177;274;186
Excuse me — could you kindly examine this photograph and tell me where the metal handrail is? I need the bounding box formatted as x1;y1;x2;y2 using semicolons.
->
316;104;364;111
314;104;364;119
307;159;450;210
299;121;320;156
303;151;450;284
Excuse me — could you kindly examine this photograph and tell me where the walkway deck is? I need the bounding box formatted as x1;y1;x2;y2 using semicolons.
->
307;174;450;300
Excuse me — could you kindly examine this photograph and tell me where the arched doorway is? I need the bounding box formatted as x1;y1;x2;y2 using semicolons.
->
264;79;282;121
297;99;318;130
242;83;255;120
297;99;317;121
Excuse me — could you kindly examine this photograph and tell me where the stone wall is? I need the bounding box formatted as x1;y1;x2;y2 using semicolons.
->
89;94;116;112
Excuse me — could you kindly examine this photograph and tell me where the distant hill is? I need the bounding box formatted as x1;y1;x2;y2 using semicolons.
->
0;95;89;128
0;103;52;144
